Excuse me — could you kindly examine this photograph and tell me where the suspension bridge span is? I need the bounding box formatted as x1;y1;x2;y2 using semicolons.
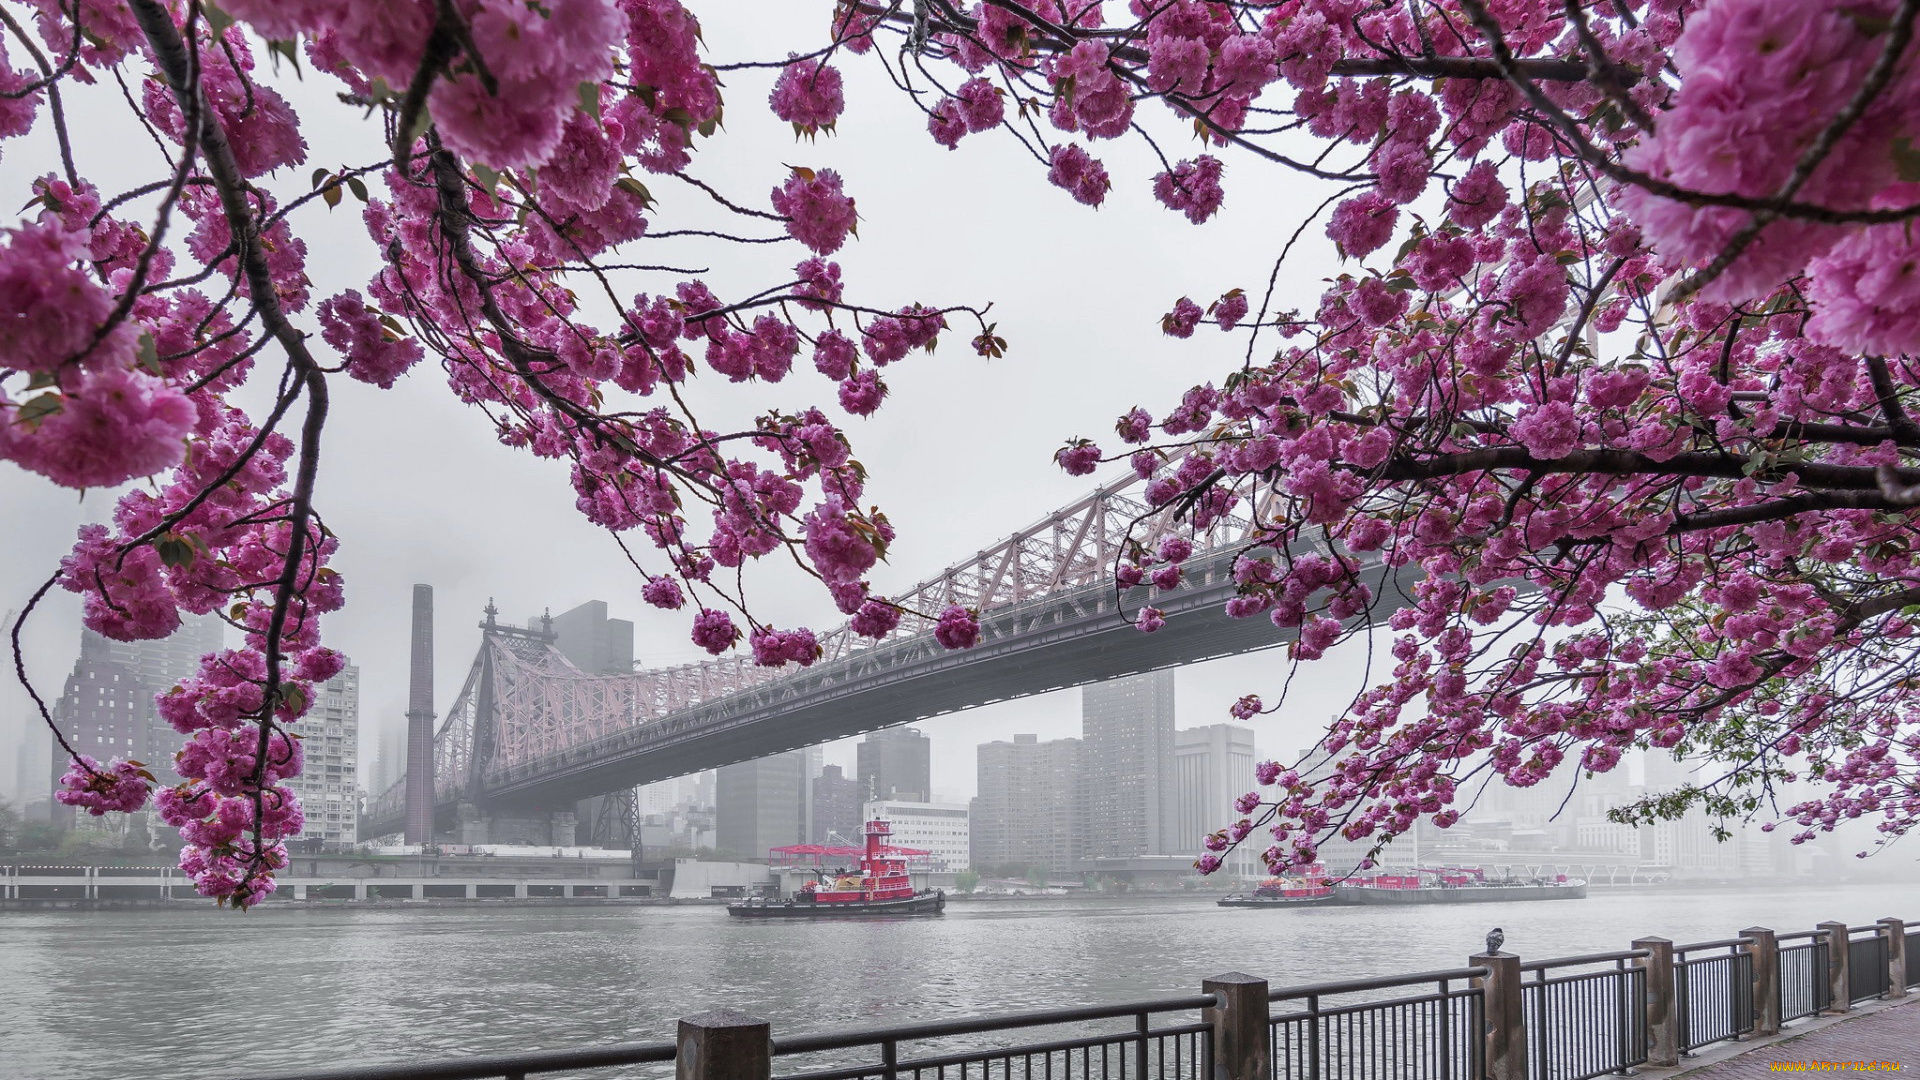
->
364;461;1410;842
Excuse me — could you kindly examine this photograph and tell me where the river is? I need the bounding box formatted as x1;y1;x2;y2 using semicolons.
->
2;882;1913;1080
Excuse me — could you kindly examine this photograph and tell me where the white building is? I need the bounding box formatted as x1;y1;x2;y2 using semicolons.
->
864;799;969;872
1173;724;1259;877
286;662;359;850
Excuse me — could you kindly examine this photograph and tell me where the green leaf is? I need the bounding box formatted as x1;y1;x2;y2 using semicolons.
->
470;162;501;193
135;332;162;375
155;534;197;570
615;176;653;208
203;2;234;38
311;167;330;190
577;81;602;122
1894;137;1920;183
347;176;369;203
16;393;61;428
265;39;303;79
279;683;310;717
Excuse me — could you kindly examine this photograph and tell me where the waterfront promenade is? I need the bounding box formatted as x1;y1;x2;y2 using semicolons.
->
1664;996;1917;1077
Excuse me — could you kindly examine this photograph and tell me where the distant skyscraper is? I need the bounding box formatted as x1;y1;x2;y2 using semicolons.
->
857;727;930;802
551;600;638;845
550;600;635;674
1173;724;1257;875
79;613;223;786
974;734;1081;873
48;655;146;827
716;751;807;859
284;662;360;850
811;764;861;843
1081;670;1178;859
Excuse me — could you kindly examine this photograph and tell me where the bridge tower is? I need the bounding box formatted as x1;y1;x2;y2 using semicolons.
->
403;584;436;845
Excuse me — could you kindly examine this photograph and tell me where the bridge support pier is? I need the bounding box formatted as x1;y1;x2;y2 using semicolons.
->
453;802;579;847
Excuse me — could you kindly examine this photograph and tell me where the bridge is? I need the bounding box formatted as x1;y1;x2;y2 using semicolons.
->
364;455;1412;842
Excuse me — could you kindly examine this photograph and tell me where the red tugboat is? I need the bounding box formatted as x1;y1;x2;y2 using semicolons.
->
1216;863;1338;907
728;819;946;918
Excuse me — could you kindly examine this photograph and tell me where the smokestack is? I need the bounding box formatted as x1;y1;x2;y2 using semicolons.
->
404;584;435;845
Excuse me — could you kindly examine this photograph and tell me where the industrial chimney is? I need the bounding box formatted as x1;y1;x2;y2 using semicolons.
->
403;584;435;845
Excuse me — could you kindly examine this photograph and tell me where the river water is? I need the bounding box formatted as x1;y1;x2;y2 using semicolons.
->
3;882;1913;1080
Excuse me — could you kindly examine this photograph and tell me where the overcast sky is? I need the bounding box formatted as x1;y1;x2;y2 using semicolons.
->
3;2;1387;807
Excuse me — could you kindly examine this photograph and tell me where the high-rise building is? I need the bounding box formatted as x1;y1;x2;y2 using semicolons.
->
811;764;861;843
550;600;636;675
15;724;53;820
285;662;360;850
549;600;638;845
48;655;146;827
716;751;807;860
1081;670;1178;859
1173;724;1257;875
801;744;824;844
864;798;969;872
857;727;930;802
79;613;224;786
973;734;1082;873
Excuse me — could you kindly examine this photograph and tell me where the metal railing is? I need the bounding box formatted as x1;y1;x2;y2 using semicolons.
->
1674;939;1754;1053
771;996;1218;1080
1776;932;1832;1022
1520;951;1647;1080
1847;927;1890;1003
220;1039;677;1080
1266;968;1483;1080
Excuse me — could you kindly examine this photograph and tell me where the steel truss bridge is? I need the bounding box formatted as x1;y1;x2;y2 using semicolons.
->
365;459;1411;839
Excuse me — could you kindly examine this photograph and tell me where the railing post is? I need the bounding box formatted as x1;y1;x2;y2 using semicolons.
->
1743;928;1780;1036
677;1009;771;1080
1881;919;1908;1000
1633;937;1677;1068
1471;950;1526;1080
1203;972;1270;1080
1819;922;1850;1013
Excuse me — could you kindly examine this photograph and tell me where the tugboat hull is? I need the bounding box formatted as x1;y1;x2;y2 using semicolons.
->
1333;882;1587;904
728;890;946;918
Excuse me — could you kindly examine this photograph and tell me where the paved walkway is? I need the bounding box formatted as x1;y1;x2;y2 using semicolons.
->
1664;998;1918;1077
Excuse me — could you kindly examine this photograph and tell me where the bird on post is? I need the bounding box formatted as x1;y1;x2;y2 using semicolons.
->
1486;927;1505;955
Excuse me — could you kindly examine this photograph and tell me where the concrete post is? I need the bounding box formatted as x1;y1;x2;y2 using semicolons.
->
353;882;367;901
1471;951;1526;1080
1203;972;1271;1080
676;1010;771;1080
1880;919;1907;1000
465;883;477;900
1743;928;1780;1036
514;881;528;898
1819;922;1850;1013
1633;937;1678;1067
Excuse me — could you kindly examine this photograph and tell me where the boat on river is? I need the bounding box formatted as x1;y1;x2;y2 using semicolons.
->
1217;864;1338;908
1332;866;1587;905
728;819;945;918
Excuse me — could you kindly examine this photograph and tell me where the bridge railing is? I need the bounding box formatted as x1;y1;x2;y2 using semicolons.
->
228;914;1918;1080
